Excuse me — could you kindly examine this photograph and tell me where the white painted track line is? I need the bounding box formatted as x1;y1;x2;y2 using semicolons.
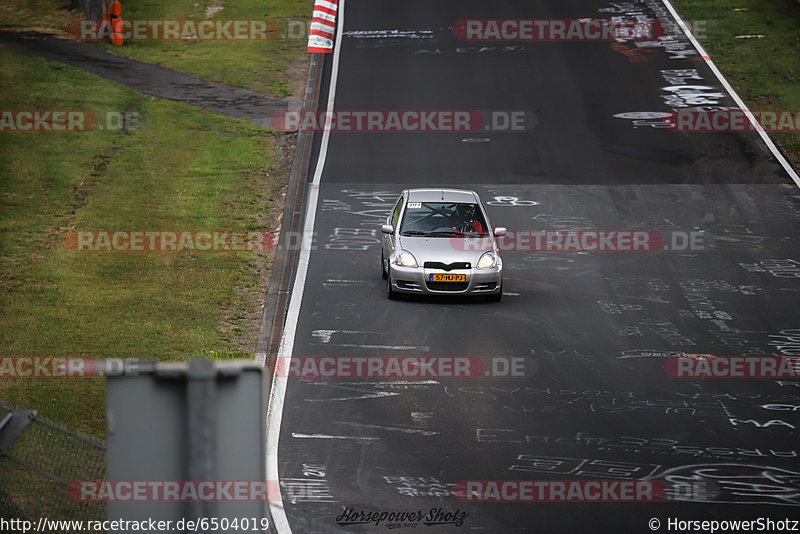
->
266;0;347;532
661;0;800;188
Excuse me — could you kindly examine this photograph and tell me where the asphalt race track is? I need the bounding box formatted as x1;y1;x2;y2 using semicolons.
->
268;1;800;532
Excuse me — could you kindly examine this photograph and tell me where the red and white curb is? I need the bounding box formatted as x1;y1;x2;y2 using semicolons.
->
308;0;338;53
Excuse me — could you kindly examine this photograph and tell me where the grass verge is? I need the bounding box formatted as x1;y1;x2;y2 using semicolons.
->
0;0;314;97
0;45;288;437
672;0;800;168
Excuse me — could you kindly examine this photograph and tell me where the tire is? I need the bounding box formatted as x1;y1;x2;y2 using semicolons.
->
381;249;387;280
387;269;398;300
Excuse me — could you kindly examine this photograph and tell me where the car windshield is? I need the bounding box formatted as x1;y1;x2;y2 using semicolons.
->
399;202;488;237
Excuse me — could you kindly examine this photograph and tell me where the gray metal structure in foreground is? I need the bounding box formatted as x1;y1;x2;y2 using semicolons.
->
107;360;267;528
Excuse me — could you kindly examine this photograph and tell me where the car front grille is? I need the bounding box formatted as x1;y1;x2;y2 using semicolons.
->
423;261;471;271
426;281;469;292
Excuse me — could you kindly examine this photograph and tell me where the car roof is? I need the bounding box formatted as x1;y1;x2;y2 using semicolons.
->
405;188;478;203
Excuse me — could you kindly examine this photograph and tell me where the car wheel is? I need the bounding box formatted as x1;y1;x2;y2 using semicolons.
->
489;282;502;302
381;249;387;280
386;269;398;300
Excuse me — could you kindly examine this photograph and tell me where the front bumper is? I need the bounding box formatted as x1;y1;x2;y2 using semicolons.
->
388;262;502;296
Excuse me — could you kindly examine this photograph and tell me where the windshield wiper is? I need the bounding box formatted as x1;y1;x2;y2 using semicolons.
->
401;231;428;236
425;231;458;237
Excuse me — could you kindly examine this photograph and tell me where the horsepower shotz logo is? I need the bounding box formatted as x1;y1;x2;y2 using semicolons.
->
335;508;469;527
454;19;666;41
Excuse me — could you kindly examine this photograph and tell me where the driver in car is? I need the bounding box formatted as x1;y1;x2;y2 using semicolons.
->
445;204;484;233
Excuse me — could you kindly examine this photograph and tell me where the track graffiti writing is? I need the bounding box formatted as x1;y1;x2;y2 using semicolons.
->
729;418;795;429
476;430;798;459
707;223;766;250
282;463;336;504
618;349;685;360
504;454;800;505
709;326;767;354
613;111;673;129
761;404;800;412
629;318;695;346
609;41;652;63
383;476;454;498
500;396;729;418
661;84;725;108
769;330;800;356
741;260;800;279
658;464;800;506
679;280;734;321
529;213;598;230
509;454;661;479
486;196;539;207
415;45;526;55
325;228;380;250
445;386;800;402
598;300;643;314
606;277;670;293
312;302;361;321
660;68;703;85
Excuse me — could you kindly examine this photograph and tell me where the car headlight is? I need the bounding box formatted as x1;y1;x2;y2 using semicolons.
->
476;252;497;270
395;250;418;268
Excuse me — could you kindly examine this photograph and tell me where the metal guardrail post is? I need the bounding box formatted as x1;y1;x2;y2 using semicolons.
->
186;359;217;522
107;360;267;528
0;409;33;456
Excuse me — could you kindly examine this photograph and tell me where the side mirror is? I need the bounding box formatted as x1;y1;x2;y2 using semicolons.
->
381;224;394;235
493;227;507;237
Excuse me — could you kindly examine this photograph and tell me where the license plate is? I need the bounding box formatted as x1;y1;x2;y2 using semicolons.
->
429;273;466;282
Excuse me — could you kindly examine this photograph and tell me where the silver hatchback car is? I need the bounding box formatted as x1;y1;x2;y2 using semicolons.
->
381;189;506;301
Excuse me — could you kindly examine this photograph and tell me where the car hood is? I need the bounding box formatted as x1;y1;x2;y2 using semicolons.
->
396;234;495;266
